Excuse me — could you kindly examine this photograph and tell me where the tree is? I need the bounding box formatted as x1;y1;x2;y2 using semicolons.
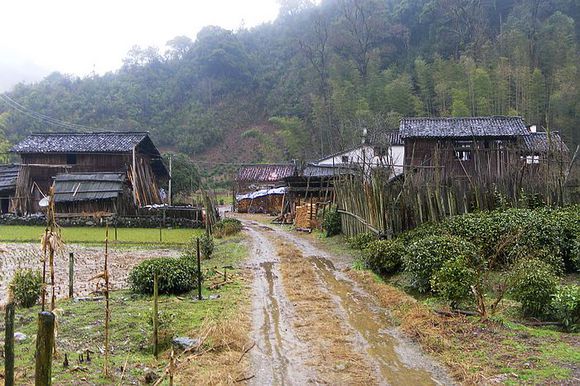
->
164;153;201;202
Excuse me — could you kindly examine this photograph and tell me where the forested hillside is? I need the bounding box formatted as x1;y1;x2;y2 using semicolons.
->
0;0;578;165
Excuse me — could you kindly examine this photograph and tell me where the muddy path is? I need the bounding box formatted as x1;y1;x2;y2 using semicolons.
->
243;219;453;385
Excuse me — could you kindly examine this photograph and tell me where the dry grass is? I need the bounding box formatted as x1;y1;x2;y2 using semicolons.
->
276;241;377;385
173;294;253;385
345;270;555;385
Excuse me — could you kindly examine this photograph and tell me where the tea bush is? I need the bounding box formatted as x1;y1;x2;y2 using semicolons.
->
199;233;215;259
509;257;558;316
430;256;478;307
129;257;197;295
10;269;43;308
550;285;580;331
362;239;406;275
347;232;376;250
403;235;479;293
213;218;243;238
322;210;341;237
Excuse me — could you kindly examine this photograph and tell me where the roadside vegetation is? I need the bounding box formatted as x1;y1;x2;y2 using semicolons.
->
0;228;250;385
324;205;580;383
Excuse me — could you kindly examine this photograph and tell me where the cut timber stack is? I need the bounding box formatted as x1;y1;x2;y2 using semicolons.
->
294;203;318;229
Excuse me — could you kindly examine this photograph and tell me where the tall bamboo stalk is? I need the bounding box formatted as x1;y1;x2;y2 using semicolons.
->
103;224;110;377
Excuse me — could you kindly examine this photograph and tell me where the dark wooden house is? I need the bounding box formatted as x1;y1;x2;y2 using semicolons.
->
10;132;168;214
0;164;19;214
400;116;529;181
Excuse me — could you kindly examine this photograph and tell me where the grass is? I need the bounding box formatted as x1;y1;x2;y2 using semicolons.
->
0;225;204;245
0;233;250;385
290;228;580;384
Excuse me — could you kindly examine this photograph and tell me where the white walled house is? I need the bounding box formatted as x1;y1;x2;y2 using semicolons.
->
315;132;405;177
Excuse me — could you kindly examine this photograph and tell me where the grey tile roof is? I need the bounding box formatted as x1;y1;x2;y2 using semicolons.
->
0;164;19;193
400;116;528;138
302;164;357;177
523;132;569;154
53;172;125;202
236;164;297;182
11;132;150;153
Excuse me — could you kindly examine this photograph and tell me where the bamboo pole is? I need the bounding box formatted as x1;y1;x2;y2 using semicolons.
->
153;272;159;359
104;224;110;377
68;253;74;299
197;238;202;301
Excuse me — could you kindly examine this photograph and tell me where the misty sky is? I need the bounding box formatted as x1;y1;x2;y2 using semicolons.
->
0;0;281;92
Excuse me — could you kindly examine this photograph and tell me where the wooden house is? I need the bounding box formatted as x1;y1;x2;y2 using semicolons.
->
234;164;296;213
10;132;168;215
400;116;529;181
0;164;19;214
522;128;570;165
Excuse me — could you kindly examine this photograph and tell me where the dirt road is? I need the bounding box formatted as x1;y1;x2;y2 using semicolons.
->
243;219;453;385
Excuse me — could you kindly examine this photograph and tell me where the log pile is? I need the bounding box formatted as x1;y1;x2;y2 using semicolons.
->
294;203;318;229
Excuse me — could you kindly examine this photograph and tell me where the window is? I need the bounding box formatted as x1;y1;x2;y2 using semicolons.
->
454;141;472;161
341;155;349;163
66;154;77;165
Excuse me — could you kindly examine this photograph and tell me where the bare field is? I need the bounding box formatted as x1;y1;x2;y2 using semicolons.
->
0;242;178;305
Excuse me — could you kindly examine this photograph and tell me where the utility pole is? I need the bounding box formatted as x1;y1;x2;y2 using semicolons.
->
168;154;172;206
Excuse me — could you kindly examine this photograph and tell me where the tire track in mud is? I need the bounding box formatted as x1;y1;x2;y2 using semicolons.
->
245;226;315;385
244;220;454;385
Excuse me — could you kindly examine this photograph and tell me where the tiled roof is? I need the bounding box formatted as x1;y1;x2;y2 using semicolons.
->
11;132;150;153
0;164;19;193
302;164;357;177
53;173;125;202
400;116;528;138
366;131;403;146
236;164;296;182
523;132;569;154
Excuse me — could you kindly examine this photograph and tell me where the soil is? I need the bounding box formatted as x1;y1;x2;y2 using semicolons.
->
242;218;454;385
0;243;178;306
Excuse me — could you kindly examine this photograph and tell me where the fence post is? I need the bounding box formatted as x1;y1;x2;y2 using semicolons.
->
68;252;74;299
159;222;162;243
35;311;55;386
197;238;202;301
5;294;15;386
153;272;159;358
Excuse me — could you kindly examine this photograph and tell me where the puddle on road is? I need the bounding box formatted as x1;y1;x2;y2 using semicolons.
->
259;261;287;384
310;256;441;386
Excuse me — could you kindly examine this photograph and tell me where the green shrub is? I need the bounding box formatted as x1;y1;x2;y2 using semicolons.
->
199;233;215;259
213;218;243;238
362;239;406;275
347;232;376;250
430;256;478;307
129;258;197;295
322;210;341;237
509;257;558;316
550;285;580;331
10;269;43;308
403;235;479;293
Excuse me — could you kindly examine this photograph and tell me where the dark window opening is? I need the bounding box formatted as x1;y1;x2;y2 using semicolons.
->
66;154;77;165
341;155;349;163
373;146;386;157
454;141;473;161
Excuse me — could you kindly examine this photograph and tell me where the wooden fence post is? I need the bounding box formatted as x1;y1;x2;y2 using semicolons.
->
153;272;159;358
68;252;74;299
35;311;55;386
197;238;202;301
5;294;15;386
